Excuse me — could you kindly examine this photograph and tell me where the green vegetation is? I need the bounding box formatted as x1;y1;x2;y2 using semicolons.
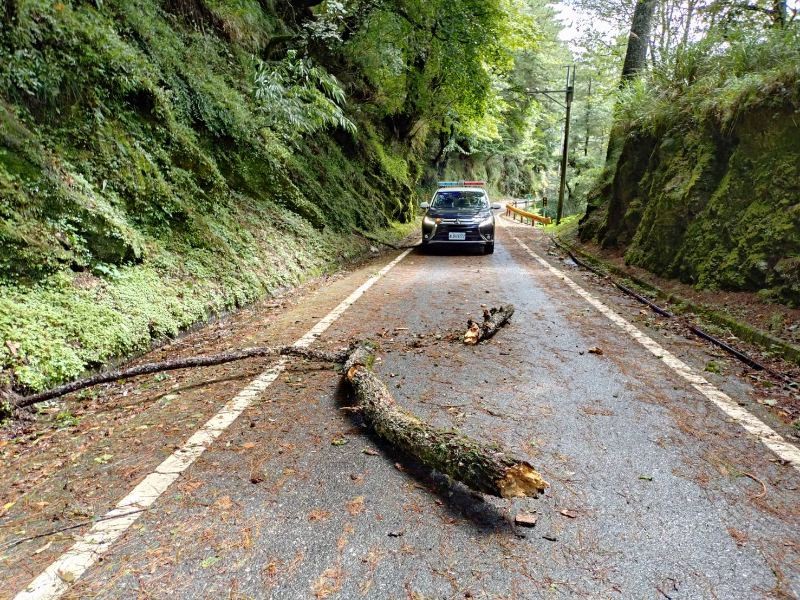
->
704;360;722;374
0;0;418;392
579;10;800;305
0;0;565;393
55;409;80;428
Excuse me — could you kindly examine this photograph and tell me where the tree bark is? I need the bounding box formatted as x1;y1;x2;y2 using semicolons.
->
344;345;548;498
464;305;515;345
603;0;658;165
620;0;658;83
9;345;349;410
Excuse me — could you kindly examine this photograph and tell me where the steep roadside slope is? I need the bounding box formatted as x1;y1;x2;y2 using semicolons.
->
0;0;415;393
580;35;800;307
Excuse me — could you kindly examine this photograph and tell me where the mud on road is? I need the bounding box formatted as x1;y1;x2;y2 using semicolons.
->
2;217;800;599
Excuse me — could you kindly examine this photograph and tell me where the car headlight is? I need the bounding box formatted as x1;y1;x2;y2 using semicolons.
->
479;216;493;228
422;216;437;226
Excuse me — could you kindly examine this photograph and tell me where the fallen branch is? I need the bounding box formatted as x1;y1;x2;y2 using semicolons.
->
10;345;349;410
464;305;515;345
344;344;547;498
742;471;768;499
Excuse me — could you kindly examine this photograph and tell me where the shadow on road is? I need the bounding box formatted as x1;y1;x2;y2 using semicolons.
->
333;377;515;535
415;244;489;257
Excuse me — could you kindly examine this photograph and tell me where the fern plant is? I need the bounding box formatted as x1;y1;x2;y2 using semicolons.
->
254;50;356;137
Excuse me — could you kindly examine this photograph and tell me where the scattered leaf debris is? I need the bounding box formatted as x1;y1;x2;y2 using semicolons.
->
346;496;365;516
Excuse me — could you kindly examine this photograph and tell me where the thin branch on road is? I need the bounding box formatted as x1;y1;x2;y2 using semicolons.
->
0;508;150;552
354;229;420;250
742;471;768;498
8;346;350;410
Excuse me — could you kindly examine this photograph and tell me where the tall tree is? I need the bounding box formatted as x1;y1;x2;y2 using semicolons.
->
620;0;658;82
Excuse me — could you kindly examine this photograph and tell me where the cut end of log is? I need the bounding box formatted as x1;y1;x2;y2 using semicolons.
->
463;321;481;345
497;463;549;499
463;305;515;346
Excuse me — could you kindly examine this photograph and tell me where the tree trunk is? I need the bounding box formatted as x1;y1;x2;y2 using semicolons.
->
344;345;548;498
773;0;787;27
2;0;17;32
604;0;658;164
620;0;658;83
584;78;592;157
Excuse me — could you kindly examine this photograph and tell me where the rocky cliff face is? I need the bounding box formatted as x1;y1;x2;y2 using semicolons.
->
580;104;800;306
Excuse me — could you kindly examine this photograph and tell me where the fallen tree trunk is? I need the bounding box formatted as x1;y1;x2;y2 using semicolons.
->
464;304;515;345
10;345;349;410
344;344;547;498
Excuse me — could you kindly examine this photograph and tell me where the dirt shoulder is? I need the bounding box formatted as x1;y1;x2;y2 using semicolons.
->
556;228;800;357
545;224;799;431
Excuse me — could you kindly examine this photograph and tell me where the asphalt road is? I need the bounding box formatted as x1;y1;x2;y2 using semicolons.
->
3;216;799;599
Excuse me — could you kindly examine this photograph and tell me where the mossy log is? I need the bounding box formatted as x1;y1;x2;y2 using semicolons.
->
344;344;547;498
9;345;349;410
464;304;515;345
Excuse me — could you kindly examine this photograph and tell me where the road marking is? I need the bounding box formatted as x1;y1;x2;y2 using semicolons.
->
502;221;800;472
14;248;414;600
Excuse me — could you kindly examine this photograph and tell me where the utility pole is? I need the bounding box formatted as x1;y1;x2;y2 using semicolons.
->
526;65;575;225
584;78;592;157
556;66;575;225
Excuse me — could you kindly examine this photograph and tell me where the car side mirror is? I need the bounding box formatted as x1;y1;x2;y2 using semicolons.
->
491;203;501;210
420;202;430;209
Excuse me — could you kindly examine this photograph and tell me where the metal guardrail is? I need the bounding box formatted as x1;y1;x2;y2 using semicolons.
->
506;203;552;225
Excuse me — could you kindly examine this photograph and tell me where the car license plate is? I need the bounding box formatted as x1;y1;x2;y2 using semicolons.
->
448;232;466;241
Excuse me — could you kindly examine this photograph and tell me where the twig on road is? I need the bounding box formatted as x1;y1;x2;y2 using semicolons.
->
354;230;420;250
8;346;350;410
742;472;768;498
0;507;150;552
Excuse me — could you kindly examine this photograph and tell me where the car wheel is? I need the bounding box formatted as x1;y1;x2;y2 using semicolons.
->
484;242;494;255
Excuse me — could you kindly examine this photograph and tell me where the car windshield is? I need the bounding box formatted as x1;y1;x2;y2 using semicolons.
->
431;190;488;210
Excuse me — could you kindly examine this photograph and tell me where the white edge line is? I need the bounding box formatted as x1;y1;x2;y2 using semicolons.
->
14;248;413;600
501;221;800;472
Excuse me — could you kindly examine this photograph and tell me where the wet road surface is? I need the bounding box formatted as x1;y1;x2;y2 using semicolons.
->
3;217;800;599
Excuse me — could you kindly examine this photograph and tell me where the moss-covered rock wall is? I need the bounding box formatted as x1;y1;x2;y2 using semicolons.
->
0;0;416;393
581;103;800;306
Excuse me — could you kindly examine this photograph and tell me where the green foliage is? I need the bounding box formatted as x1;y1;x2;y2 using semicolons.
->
424;1;571;198
0;0;420;392
55;410;80;429
254;50;355;136
704;360;722;374
614;25;800;136
583;23;800;304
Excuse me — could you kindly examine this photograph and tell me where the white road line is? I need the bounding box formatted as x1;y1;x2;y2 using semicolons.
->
502;221;800;472
14;248;414;600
